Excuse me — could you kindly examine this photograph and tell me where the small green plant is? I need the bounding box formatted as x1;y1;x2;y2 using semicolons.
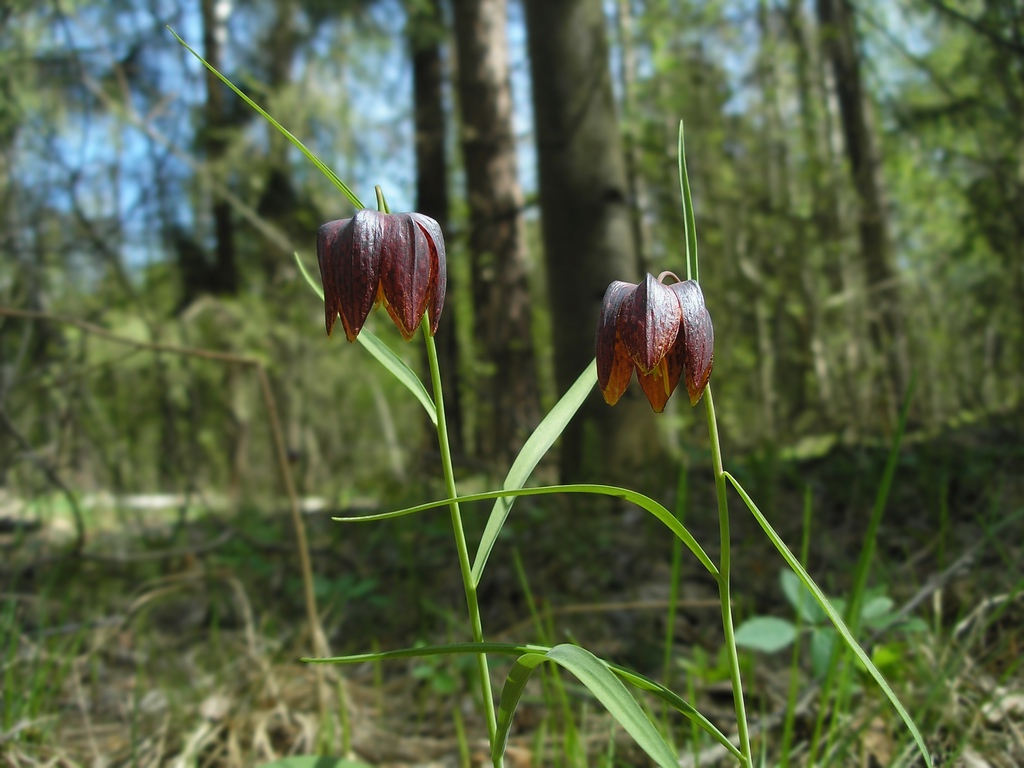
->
172;28;934;768
736;569;928;679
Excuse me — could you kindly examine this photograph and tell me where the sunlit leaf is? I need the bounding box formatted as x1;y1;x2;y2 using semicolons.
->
169;27;363;210
335;484;718;580
494;645;678;768
678;120;699;283
303;641;738;761
471;360;598;587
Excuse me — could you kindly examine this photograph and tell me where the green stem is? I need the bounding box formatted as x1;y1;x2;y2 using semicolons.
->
423;328;500;766
703;385;752;766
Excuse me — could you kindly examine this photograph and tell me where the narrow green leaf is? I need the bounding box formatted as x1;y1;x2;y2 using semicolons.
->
293;252;436;425
304;641;739;759
471;360;597;587
335;484;718;579
725;471;933;767
168;27;364;210
678;121;699;284
494;645;678;768
357;331;437;424
294;251;325;301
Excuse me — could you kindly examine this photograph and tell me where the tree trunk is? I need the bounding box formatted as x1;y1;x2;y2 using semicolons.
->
817;0;908;408
409;0;464;456
452;0;539;464
201;0;238;295
612;0;650;271
256;0;301;281
523;0;659;482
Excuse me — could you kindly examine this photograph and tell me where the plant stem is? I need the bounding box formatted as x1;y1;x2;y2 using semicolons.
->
703;385;752;766
424;328;501;766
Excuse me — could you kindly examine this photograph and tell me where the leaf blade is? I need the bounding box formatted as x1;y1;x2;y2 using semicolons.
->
494;645;678;768
725;471;932;767
470;360;598;586
336;483;718;579
168;27;363;210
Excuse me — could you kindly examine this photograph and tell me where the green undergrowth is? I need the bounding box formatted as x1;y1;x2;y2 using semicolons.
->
2;416;1022;764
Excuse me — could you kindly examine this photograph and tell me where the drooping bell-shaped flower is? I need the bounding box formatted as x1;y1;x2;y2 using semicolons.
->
316;209;447;342
596;272;714;411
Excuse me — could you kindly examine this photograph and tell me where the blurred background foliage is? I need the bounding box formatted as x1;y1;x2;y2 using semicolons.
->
2;0;1021;509
1;0;1023;763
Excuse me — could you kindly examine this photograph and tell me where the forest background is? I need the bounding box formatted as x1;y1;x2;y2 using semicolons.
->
1;0;1023;765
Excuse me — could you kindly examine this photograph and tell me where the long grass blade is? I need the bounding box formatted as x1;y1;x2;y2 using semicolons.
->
494;645;678;768
335;484;718;579
677;121;699;283
724;472;932;767
169;28;363;210
304;641;737;758
471;360;597;586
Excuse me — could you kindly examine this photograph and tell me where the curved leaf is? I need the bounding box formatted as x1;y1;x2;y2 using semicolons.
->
294;251;436;425
334;484;718;579
169;28;363;210
677;120;699;283
494;645;677;768
303;641;739;759
471;360;598;586
725;471;933;767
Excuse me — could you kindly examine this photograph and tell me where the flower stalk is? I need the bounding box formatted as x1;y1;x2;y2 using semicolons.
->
424;327;501;766
704;385;752;765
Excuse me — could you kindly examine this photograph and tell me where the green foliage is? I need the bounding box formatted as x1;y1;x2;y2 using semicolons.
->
257;759;373;768
494;644;678;768
736;570;927;677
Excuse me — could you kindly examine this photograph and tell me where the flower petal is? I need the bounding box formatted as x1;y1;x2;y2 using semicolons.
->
380;213;433;340
596;281;636;405
338;210;387;341
619;273;682;374
636;341;685;412
411;213;447;336
669;279;714;405
316;218;350;338
635;359;669;412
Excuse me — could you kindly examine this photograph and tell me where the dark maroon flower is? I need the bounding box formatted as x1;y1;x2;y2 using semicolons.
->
316;209;446;341
596;272;714;411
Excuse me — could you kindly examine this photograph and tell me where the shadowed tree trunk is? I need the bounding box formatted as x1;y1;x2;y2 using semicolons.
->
200;0;238;295
409;0;464;456
523;0;659;482
612;0;650;270
817;0;909;408
783;0;839;422
256;0;303;282
452;0;539;464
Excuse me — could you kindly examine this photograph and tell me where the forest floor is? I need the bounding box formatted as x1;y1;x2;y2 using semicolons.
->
3;411;1024;767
